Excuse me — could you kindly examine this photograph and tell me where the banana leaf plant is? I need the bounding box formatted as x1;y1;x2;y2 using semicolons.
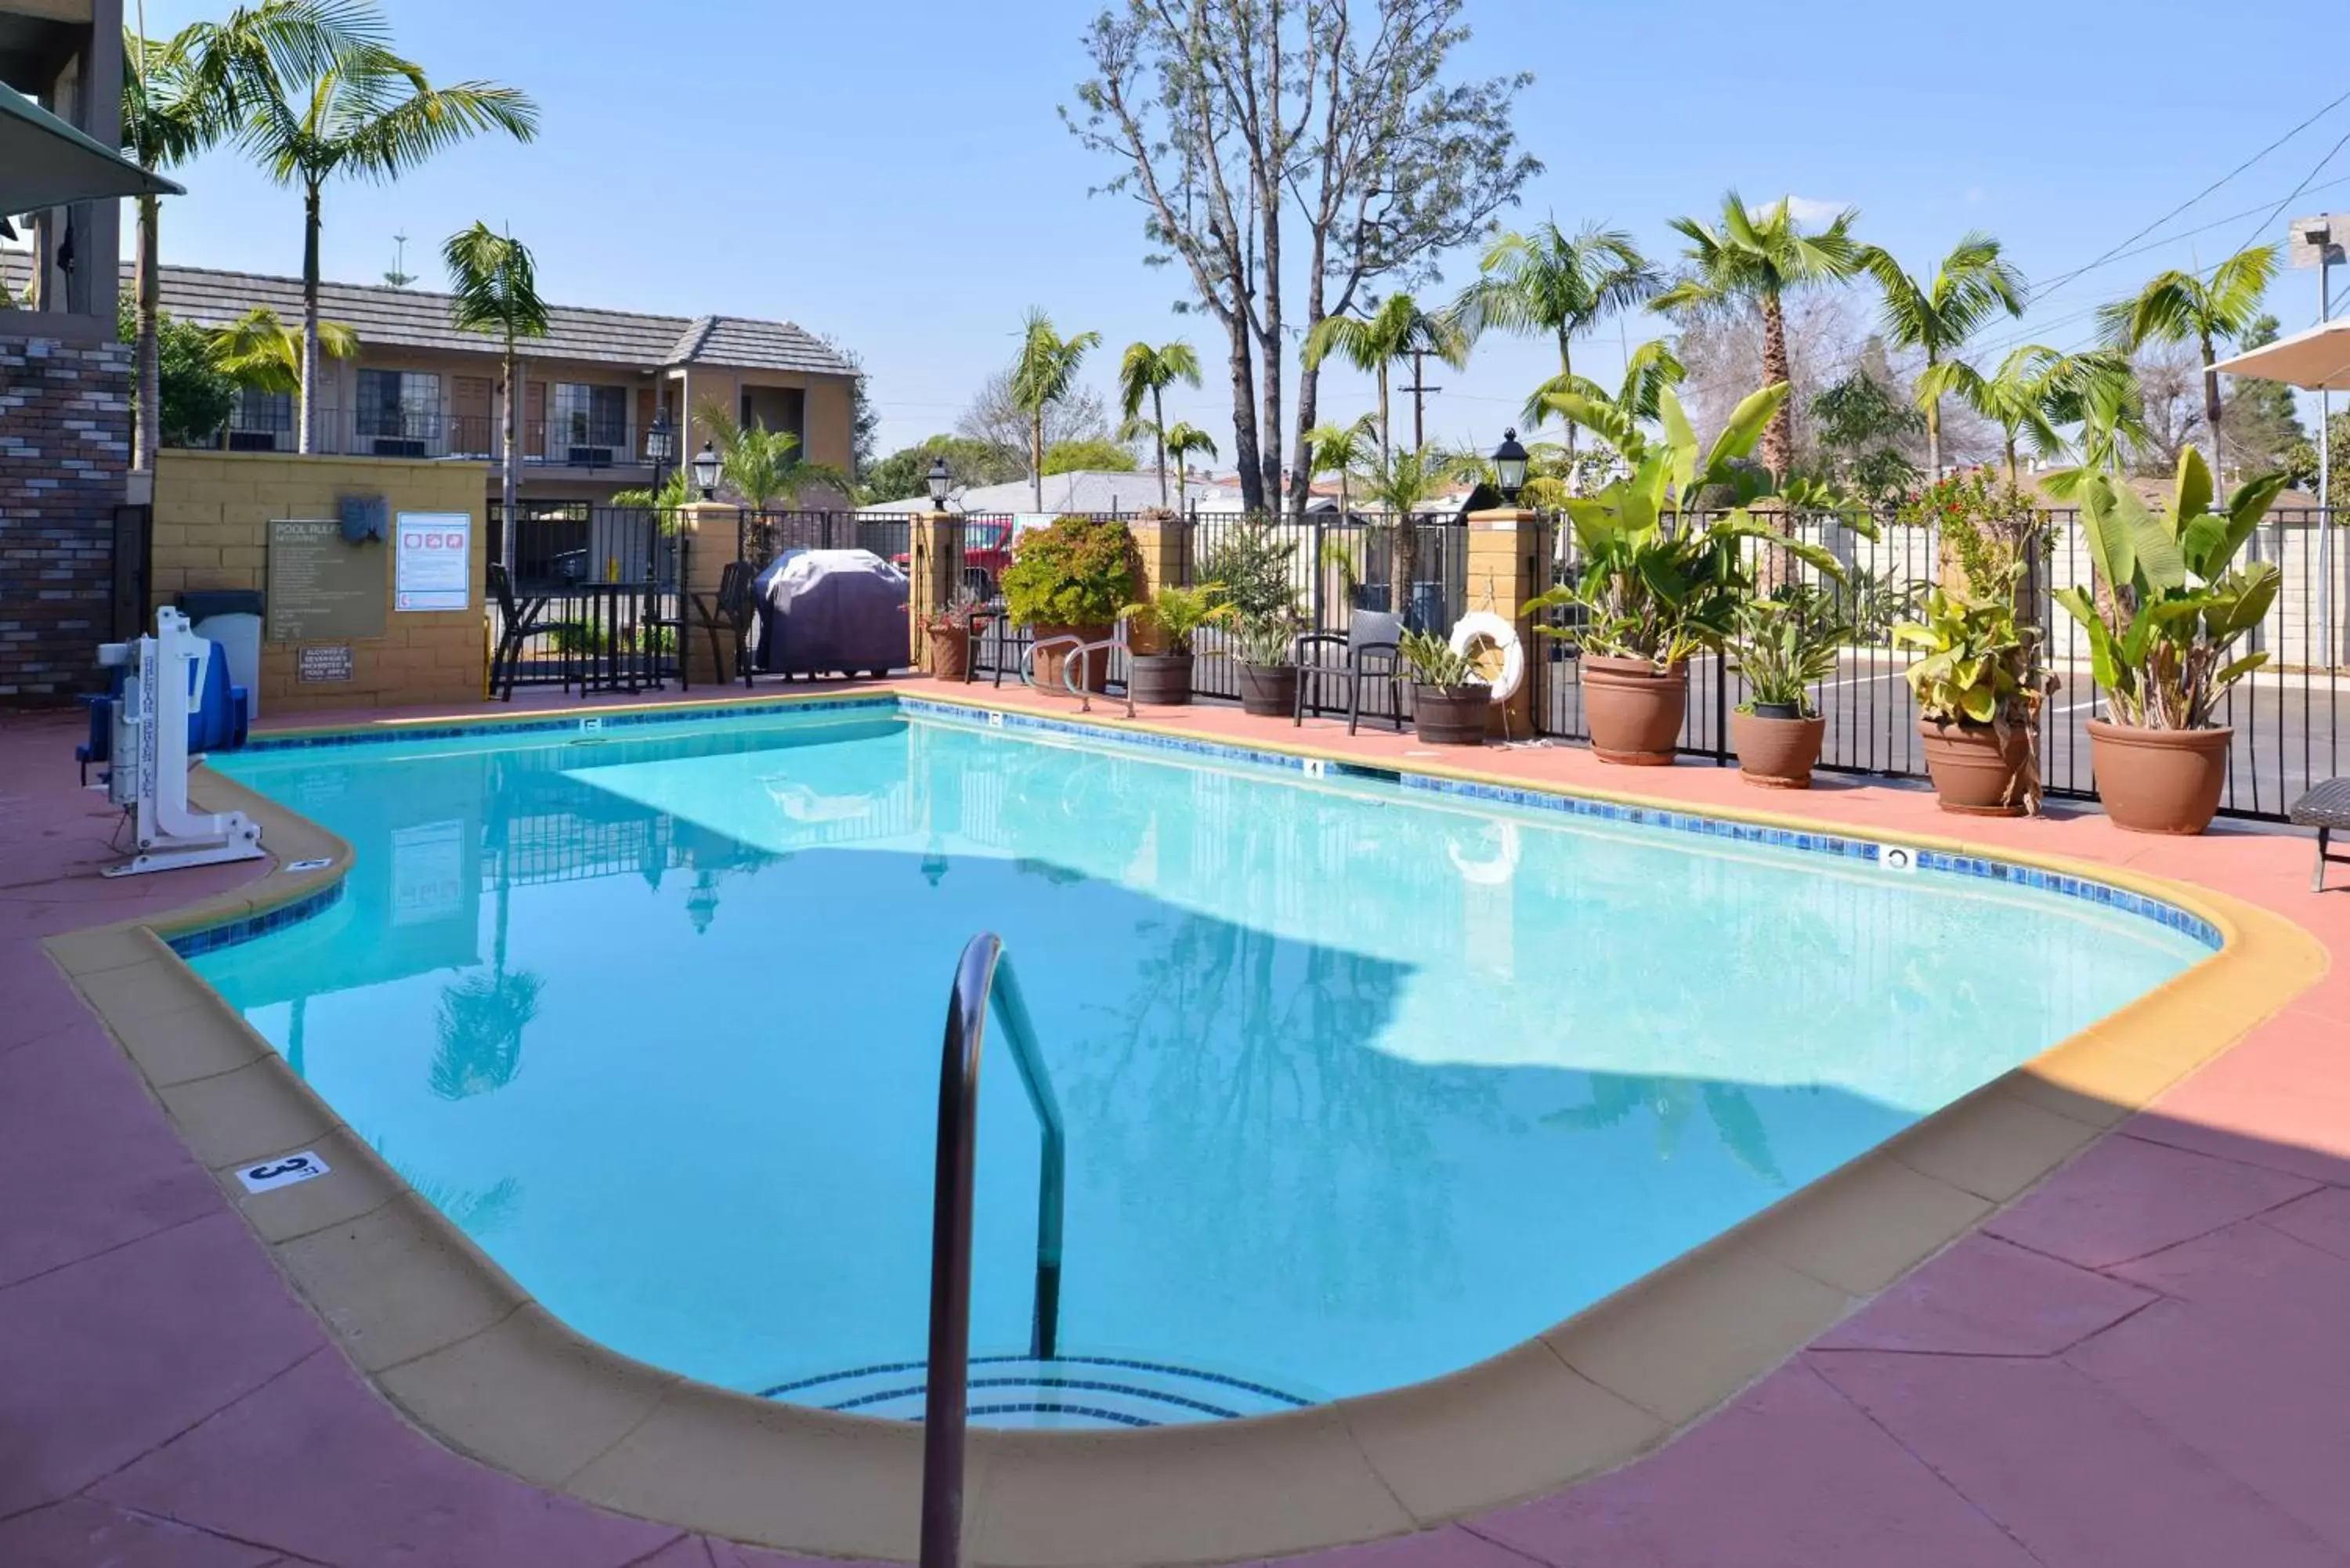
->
1524;383;1843;667
2052;448;2286;729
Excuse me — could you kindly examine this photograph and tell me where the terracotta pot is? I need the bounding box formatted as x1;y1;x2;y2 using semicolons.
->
2088;720;2232;836
1731;708;1827;789
1918;718;2033;816
1582;655;1687;765
1412;684;1490;746
1130;652;1194;706
1030;623;1111;694
1238;663;1297;718
927;623;974;683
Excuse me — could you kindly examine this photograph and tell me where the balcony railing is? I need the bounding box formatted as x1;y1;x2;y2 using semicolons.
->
210;407;656;471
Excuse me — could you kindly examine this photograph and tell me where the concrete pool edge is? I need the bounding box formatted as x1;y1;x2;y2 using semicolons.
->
42;687;2328;1566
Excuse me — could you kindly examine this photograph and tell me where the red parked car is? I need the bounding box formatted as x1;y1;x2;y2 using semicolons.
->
894;515;1014;599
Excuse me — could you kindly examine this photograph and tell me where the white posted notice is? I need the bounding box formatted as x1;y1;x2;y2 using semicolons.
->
394;512;473;612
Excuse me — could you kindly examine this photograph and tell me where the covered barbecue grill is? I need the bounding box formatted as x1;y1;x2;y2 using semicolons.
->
750;550;908;678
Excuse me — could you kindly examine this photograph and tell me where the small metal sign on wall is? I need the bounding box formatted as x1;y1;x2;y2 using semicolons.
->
297;645;354;683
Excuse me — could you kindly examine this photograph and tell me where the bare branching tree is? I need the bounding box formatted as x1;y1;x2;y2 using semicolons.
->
956;369;1117;478
1067;0;1537;515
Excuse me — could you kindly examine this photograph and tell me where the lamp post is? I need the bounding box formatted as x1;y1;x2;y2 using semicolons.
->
644;410;674;501
692;440;722;501
1492;428;1530;504
926;456;953;510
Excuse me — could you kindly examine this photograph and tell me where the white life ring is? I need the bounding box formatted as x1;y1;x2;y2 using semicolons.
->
1449;612;1524;704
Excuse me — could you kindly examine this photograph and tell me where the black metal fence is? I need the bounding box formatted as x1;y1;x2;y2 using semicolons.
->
486;503;685;691
1528;505;2348;822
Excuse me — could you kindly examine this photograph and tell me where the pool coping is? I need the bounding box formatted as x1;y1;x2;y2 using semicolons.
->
43;684;2329;1566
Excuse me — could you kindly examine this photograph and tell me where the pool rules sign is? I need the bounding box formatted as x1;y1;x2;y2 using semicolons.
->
394;512;472;612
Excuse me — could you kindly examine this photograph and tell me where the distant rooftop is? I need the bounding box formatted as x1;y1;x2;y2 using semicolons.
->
10;256;857;378
865;469;1250;515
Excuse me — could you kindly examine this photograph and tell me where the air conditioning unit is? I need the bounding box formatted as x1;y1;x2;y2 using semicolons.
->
371;436;428;458
226;430;280;453
566;444;616;468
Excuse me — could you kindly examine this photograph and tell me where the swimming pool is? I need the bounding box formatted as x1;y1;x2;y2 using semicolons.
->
193;699;2210;1429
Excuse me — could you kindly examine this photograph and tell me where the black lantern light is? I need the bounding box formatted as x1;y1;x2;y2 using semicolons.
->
926;455;953;508
691;439;722;500
1492;427;1531;503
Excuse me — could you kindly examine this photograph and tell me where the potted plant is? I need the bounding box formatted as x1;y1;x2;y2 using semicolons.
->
1232;614;1300;716
1117;583;1235;706
1199;515;1307;717
1525;383;1844;765
1892;476;2050;816
2054;449;2284;834
1000;514;1139;694
1399;628;1491;744
1894;587;2042;815
919;594;989;684
1726;587;1850;788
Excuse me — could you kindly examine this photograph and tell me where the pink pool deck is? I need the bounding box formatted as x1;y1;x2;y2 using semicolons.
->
5;680;2348;1568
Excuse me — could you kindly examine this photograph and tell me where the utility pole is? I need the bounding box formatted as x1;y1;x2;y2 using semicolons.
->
2289;214;2346;663
1398;350;1443;451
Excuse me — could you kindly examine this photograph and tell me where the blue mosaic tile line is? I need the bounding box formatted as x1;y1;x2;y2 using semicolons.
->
242;695;898;753
164;876;345;957
192;692;2222;956
902;700;2223;951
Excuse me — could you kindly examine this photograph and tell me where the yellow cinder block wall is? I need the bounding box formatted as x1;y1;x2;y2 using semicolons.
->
151;451;490;713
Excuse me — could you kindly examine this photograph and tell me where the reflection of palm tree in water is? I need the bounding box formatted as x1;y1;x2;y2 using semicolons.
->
1542;1076;1784;1187
375;1136;522;1235
1063;911;1500;1323
429;873;541;1100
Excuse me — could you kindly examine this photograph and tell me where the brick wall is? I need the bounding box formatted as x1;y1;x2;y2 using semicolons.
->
0;334;132;703
153;451;490;712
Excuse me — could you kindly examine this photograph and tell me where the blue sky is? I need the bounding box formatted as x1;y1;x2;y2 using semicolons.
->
137;0;2345;461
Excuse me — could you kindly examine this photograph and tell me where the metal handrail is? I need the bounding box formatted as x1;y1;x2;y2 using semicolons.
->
1021;624;1135;717
920;934;1065;1568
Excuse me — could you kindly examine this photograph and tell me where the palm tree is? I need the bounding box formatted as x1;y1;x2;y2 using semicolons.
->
1358;443;1476;624
1008;309;1102;510
1117;340;1202;507
2099;245;2279;479
1301;293;1469;458
1164;421;1218;509
1303;416;1378;515
240;22;537;451
692;397;848;510
443;223;548;560
1537;339;1687;465
208;305;357;392
1922;344;2135;489
1653;191;1864;478
121;1;379;469
1449;220;1658;455
1859;233;2027;480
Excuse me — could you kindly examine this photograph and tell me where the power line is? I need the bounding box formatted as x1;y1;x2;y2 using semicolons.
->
1974;170;2350;358
2224;121;2350;267
2026;85;2350;308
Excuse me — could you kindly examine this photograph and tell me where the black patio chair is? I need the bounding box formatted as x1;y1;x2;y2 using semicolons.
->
2291;779;2350;893
687;560;759;690
487;562;583;701
1294;608;1405;734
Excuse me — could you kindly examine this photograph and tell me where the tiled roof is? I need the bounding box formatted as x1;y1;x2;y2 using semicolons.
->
18;257;855;377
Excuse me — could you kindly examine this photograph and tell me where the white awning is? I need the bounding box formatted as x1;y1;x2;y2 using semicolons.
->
2211;317;2350;392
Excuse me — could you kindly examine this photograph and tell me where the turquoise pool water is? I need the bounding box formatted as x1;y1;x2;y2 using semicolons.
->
198;706;2206;1425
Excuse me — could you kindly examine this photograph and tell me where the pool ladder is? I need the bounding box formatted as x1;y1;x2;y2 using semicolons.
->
920;934;1066;1568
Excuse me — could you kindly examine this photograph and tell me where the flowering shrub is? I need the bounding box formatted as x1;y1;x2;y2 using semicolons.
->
999;515;1139;627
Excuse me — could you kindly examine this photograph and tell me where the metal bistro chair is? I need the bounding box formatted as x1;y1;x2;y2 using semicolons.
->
487;562;583;701
1295;608;1405;734
2290;779;2350;893
1021;620;1135;717
688;560;760;690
